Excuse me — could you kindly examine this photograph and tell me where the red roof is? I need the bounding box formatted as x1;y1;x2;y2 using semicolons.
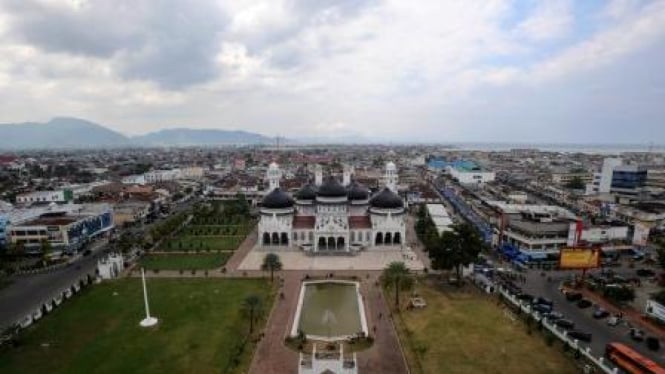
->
349;216;371;229
293;216;315;229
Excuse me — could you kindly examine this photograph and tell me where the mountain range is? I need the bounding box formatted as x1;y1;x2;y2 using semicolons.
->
0;117;276;149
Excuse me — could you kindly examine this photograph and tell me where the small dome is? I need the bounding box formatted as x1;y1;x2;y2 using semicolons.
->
269;162;279;170
317;176;347;198
370;187;403;209
261;188;294;209
386;161;396;170
347;181;369;200
295;183;317;200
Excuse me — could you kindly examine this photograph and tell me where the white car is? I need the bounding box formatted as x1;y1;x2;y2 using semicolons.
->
607;316;621;326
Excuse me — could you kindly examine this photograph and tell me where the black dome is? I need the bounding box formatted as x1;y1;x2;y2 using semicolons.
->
347;181;369;200
317;176;347;198
261;188;294;209
370;187;404;209
295;183;317;200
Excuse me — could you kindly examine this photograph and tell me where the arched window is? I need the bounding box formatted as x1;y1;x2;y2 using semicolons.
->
309;231;314;241
328;237;336;249
375;232;383;245
262;232;270;245
272;232;279;245
394;232;401;244
318;237;327;250
385;232;392;245
337;237;345;249
351;231;355;242
281;232;289;245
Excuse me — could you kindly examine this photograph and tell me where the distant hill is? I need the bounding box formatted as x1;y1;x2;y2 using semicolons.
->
132;128;274;146
0;118;275;149
0;117;130;149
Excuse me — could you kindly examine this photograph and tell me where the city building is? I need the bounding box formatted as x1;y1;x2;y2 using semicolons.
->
8;204;114;253
447;161;495;186
425;204;453;234
0;214;8;249
16;189;74;204
258;162;406;253
585;158;648;197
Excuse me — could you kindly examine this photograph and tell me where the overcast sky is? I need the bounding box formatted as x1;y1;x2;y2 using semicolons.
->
0;0;664;143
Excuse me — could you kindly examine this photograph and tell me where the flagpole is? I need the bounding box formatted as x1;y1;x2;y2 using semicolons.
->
140;268;158;327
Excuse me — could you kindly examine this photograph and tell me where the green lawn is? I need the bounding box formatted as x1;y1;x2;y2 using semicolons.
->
162;236;243;251
139;253;230;270
393;282;578;374
182;225;253;237
0;279;273;374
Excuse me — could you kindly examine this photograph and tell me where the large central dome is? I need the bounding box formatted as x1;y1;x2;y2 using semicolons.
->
370;187;403;209
261;188;294;209
317;176;347;198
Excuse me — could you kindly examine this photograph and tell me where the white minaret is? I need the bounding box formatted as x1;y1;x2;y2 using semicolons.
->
267;162;281;191
342;165;353;186
315;164;323;186
139;268;158;327
385;161;398;192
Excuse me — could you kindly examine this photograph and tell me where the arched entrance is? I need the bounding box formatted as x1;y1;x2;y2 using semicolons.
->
375;232;383;245
318;237;327;250
394;232;401;244
280;232;289;246
271;232;279;245
385;232;392;245
337;237;345;250
262;232;270;245
328;237;336;250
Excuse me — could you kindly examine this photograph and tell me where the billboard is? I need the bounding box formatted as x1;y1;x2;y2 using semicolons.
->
559;248;600;269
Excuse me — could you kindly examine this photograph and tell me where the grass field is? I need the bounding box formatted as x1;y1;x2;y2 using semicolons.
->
162;236;243;251
182;225;253;237
139;253;230;270
393;282;578;374
0;279;273;374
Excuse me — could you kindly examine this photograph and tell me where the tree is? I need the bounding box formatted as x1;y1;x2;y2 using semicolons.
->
382;261;414;308
261;253;282;283
564;176;586;190
242;294;263;335
428;223;483;286
656;240;665;270
40;239;52;266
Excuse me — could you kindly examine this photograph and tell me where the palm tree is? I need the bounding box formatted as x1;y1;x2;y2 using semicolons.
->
242;294;263;335
261;253;282;283
382;261;414;308
40;239;52;266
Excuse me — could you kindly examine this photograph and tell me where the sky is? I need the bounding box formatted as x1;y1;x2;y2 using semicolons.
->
0;0;664;143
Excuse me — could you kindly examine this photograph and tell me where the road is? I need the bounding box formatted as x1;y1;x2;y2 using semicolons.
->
519;267;665;365
0;196;200;329
0;239;106;328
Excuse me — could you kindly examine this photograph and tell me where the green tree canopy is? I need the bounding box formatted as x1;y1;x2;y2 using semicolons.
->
428;223;483;286
382;261;414;308
261;253;283;283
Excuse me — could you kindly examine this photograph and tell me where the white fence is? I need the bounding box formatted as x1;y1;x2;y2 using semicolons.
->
9;274;94;333
498;286;619;374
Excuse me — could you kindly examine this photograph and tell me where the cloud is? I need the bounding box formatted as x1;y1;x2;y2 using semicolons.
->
1;0;227;89
0;0;663;142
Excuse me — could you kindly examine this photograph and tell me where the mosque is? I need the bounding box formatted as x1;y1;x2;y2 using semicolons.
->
258;162;406;254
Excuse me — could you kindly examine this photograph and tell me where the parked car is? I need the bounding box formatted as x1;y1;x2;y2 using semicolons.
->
555;319;575;329
565;291;583;302
646;336;661;351
568;330;592;342
636;268;656;277
592;307;610;319
533;303;552;314
534;297;553;307
577;299;593;309
629;328;645;341
517;293;534;303
545;312;564;321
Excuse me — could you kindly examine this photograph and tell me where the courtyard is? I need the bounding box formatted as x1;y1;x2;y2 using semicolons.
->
0;278;273;374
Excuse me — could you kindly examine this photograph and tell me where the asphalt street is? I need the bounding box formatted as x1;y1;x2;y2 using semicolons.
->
0;239;106;328
519;267;665;365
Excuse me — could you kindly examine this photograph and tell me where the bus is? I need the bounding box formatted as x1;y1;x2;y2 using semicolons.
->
605;342;665;374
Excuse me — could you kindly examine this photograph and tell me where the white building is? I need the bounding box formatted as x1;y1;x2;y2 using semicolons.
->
97;253;124;280
259;162;406;254
447;164;495;185
586;158;622;195
16;190;72;204
426;204;454;234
